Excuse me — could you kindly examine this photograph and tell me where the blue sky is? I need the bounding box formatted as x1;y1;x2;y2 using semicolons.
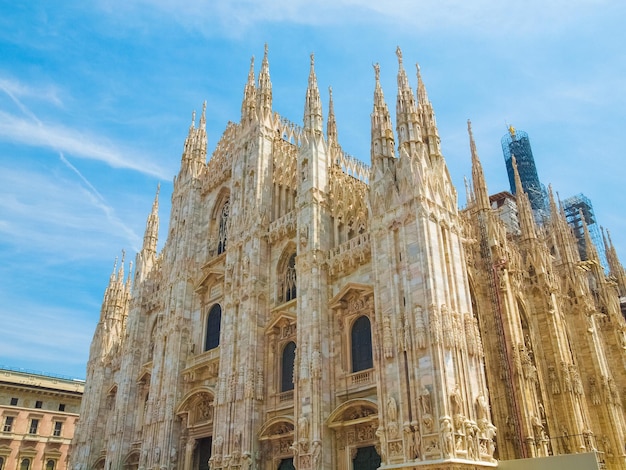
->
1;1;625;379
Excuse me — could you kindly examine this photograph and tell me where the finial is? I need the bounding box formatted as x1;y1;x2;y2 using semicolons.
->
264;43;268;57
396;46;403;65
508;124;516;137
191;110;196;127
373;62;380;82
156;182;161;196
416;63;421;74
310;53;315;67
328;85;333;97
121;249;126;265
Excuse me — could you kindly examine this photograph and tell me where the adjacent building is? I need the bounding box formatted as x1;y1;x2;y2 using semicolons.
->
0;367;83;470
71;47;626;470
561;193;609;272
501;127;547;221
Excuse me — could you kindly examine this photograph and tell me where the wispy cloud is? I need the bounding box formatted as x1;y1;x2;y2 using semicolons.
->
99;0;613;38
0;76;63;108
0;165;143;258
0;110;169;179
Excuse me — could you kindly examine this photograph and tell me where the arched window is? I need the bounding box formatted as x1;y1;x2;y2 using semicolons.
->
351;315;373;372
45;460;55;470
217;199;230;255
280;253;297;303
20;459;30;470
281;341;296;392
204;304;222;351
0;456;5;470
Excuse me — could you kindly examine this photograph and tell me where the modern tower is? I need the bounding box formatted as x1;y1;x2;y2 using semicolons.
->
562;193;608;271
501;126;547;217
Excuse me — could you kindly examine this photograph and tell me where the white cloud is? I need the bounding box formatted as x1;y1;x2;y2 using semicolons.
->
0;165;143;259
98;0;614;38
0;110;169;179
0;76;63;107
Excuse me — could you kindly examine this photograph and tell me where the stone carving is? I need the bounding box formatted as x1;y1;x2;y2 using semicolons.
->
213;435;223;458
255;367;264;401
375;426;387;462
414;306;427;349
570;365;583;396
475;395;489;421
420;386;432;416
465;315;477;356
441;305;454;349
429;304;441;345
561;361;572;393
450;385;463;416
383;316;393;358
548;366;560;395
311;348;321;379
440;417;454;457
298;415;310;444
311;440;321;470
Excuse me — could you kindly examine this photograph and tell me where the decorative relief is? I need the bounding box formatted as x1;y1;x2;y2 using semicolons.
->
327;233;371;277
429;304;441;345
441;305;454;349
588;377;601;405
383;316;394;359
548;366;560;395
440;416;454;457
414;306;427;349
569;364;583;396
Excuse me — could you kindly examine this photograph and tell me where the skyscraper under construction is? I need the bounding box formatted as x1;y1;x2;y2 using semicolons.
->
501;127;547;219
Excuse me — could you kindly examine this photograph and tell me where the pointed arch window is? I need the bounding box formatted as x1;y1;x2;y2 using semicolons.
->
281;341;296;392
217;199;230;255
205;304;222;351
351;315;373;372
279;253;297;303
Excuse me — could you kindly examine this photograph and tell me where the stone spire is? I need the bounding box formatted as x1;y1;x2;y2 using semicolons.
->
416;63;441;157
303;53;323;135
370;62;396;180
257;44;272;120
98;252;131;357
547;185;579;266
395;46;422;151
468;120;490;211
241;56;257;124
326;86;338;147
512;156;537;240
180;102;207;173
143;184;160;257
604;228;626;295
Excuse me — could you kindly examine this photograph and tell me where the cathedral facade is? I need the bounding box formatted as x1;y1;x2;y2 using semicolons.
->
71;46;626;470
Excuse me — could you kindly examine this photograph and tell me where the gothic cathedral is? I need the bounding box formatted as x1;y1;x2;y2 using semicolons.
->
71;46;626;470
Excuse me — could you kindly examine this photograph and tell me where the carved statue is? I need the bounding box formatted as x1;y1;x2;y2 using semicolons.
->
298;415;310;443
475;395;489;421
386;395;398;423
420;386;432;415
311;440;322;470
450;385;463;416
440;417;454;457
